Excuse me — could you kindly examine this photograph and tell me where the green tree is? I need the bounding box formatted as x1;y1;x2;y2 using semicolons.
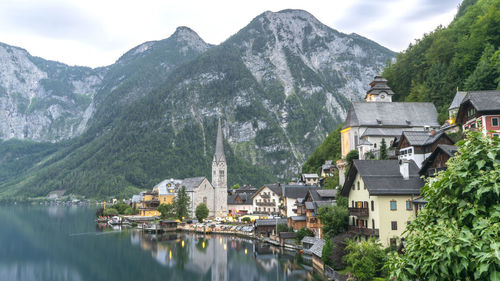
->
231;184;240;190
464;44;499;90
386;131;500;280
103;208;118;216
345;150;359;165
158;203;175;219
276;223;290;233
343;238;387;281
174;186;190;220
379;138;387;160
317;196;349;236
195;203;209;222
296;227;314;243
322;173;339;189
322;238;334;266
302;125;342;174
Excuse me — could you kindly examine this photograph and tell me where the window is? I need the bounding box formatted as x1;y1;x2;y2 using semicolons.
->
372;219;375;229
391;221;398;230
371;201;374;211
492;117;499;127
390;200;397;211
390;238;397;247
470;122;476;129
352;217;355;226
352;201;354;208
494;133;499;138
357;181;360;190
406;200;412;210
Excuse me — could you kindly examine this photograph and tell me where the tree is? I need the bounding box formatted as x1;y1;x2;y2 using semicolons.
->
379;138;388;160
345;149;359;164
103;208;118;216
241;217;251;223
174;186;190;220
231;184;240;190
386;132;500;280
296;227;314;243
195;203;209;222
158;203;175;219
302;125;342;174
343;238;387;281
276;223;290;233
317;196;349;236
322;238;334;266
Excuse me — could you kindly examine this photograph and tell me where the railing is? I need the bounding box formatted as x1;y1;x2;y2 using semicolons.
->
349;225;379;236
256;201;275;206
260;194;270;199
348;207;369;217
324;265;347;281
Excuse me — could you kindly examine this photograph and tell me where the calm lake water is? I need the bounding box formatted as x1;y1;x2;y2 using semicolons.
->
0;205;319;281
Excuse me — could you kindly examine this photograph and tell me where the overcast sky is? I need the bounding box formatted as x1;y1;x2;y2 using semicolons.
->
0;0;462;68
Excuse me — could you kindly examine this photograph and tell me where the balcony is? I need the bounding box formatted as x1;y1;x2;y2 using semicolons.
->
256;201;275;206
348;207;369;217
349;226;379;236
260;194;270;199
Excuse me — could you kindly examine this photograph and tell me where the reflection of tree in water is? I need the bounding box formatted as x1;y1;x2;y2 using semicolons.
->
195;238;209;253
173;237;190;270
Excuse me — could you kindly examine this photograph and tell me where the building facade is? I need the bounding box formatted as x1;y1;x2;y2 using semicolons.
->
251;184;281;216
212;118;229;218
456;90;500;137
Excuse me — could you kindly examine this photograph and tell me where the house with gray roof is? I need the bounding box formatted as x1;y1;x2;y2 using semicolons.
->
281;185;320;217
340;159;424;247
395;130;454;168
340;76;440;162
455;90;500;137
252;184;281;216
419;144;458;177
289;189;336;237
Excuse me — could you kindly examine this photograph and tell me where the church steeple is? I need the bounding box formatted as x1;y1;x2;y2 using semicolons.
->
214;118;225;163
364;76;394;102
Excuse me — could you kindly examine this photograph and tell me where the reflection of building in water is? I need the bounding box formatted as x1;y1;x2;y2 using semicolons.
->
132;232;228;281
253;244;280;272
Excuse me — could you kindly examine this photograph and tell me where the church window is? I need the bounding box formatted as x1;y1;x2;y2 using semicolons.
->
203;197;207;205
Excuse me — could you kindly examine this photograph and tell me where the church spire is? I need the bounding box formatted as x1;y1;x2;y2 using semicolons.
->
214;118;225;162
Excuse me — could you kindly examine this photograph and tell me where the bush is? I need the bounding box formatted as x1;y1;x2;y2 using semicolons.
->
124;207;134;215
276;223;289;233
322;238;334;266
195;203;209;222
296;227;314;243
113;203;130;214
343;238;387;281
103;208;118;216
241;217;251;223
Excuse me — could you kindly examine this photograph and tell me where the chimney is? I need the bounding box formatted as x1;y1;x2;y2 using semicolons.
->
400;159;409;180
430;129;436;136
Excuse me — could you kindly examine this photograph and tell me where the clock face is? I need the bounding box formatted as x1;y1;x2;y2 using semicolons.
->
380;92;386;99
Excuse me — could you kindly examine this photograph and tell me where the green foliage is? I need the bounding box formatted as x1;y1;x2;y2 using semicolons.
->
302;125;342;174
276;223;290;233
379;138;388;160
345;150;359;164
124;207;135;215
317;196;349;236
195;203;209;222
322;238;334;266
383;0;500;123
103;208;118;216
296;227;314;243
343;238;387;281
113;203;130;214
158;203;175;219
241;217;251;223
174;186;190;220
322;174;339;189
231;184;240;190
386;131;500;280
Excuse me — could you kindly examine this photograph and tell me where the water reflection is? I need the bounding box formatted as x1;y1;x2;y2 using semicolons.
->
0;205;317;281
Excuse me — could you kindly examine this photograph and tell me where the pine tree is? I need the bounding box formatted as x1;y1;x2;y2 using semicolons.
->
174;186;190;220
379;138;388;160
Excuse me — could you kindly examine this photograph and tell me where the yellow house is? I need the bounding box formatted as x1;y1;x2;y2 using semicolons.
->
139;191;161;217
341;159;424;247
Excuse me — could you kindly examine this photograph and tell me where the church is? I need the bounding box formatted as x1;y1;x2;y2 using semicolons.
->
137;118;228;218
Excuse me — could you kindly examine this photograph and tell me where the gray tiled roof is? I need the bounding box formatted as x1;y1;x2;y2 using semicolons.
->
227;192;253;205
461;90;500;111
283;185;320;199
361;128;408;137
181;177;208;192
449;91;468;110
255;218;287;226
341;160;423;196
302;236;322;245
343;102;440;129
419;144;458;176
401;130;446;146
305;201;315;210
290;215;306;221
214;118;225;162
316;189;337;199
309;239;326;258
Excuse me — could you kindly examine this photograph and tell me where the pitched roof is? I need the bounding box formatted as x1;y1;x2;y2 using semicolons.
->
419;144;458;176
309;238;326;258
361;128;408;137
252;183;281;199
461;90;500;112
449;91;468;110
400;130;450;147
341;160;423;196
181;177;209;192
365;76;395;99
343;102;440;129
290;215;306;221
316;189;337;199
282;185;320;199
302;236;322;245
214;118;225;162
302;173;319;178
227;192;253;205
255;218;287;226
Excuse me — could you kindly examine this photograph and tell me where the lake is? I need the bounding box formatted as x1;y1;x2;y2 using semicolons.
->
0;205;320;281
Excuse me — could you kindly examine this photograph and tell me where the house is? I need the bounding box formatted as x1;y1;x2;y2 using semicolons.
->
227;192;254;216
456;90;500;137
341;76;440;160
301;236;326;271
251;184;281;216
320;160;337;178
301;173;319;186
395;130;454;168
153;178;182;204
419;144;458;177
340;159;424;247
289;189;336;237
254;218;287;237
139;191;161;217
281;185;320;217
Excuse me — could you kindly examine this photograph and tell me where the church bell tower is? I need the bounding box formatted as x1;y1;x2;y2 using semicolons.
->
212;118;228;217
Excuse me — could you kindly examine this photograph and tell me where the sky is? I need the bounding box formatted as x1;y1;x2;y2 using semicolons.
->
0;0;463;68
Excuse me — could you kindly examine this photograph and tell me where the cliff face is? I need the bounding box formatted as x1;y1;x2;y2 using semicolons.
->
0;10;395;198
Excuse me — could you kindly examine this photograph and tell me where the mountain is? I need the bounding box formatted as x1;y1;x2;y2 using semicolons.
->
0;9;395;199
383;0;500;123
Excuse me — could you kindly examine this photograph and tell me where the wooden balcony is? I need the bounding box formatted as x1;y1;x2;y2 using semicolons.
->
256;201;275;206
348;226;379;236
260;193;270;199
348;207;369;217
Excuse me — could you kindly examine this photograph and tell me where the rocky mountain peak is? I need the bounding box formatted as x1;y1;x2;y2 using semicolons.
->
171;26;210;52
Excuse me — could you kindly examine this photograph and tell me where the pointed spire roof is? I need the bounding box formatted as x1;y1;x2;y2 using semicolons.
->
214;118;225;162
